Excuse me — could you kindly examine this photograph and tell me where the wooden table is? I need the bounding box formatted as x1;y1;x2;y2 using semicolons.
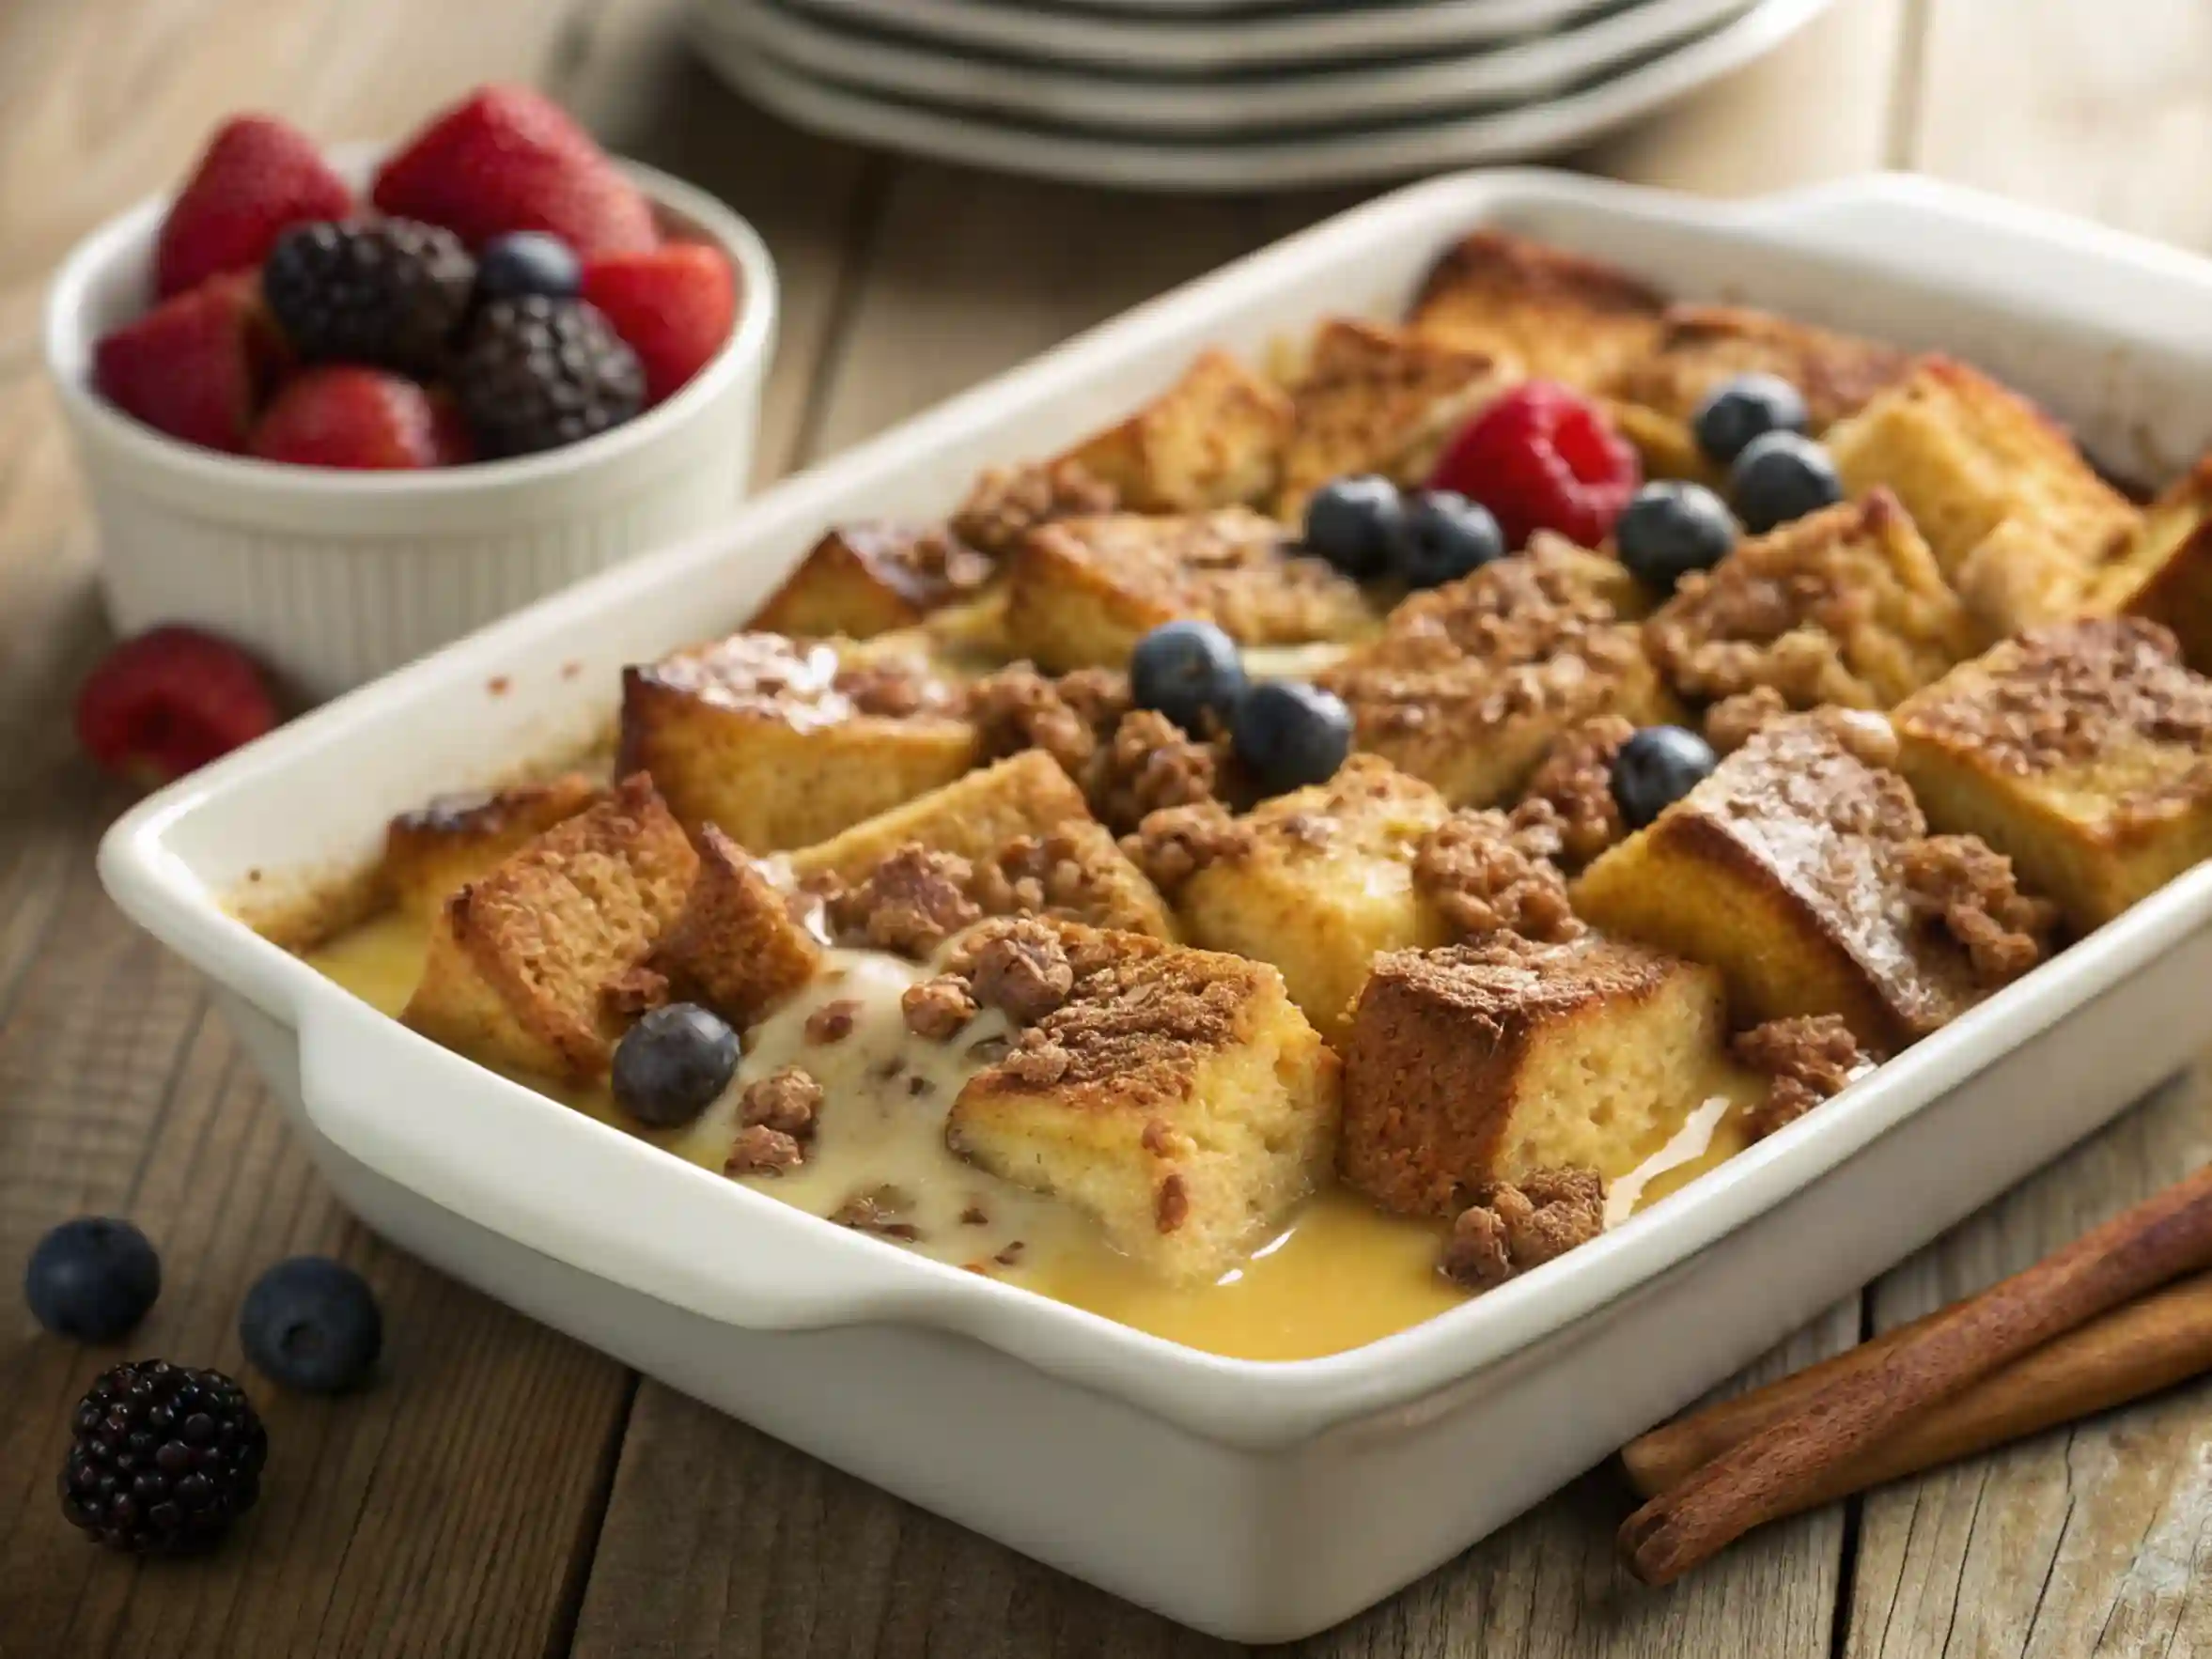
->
4;1;2211;1652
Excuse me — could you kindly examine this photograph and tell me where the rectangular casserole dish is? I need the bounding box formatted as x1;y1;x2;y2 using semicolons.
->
99;169;2212;1643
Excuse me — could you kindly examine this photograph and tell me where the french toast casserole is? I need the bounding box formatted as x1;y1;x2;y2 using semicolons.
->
296;227;2212;1363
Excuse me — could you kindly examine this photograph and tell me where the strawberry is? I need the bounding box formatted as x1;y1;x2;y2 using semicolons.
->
76;627;280;786
154;115;353;299
94;274;290;453
580;243;736;405
371;85;656;258
248;366;471;469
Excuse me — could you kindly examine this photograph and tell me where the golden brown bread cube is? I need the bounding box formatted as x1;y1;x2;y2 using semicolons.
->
1175;756;1456;1046
787;751;1177;941
1893;617;2212;930
382;772;602;923
1338;935;1740;1218
1058;348;1292;512
650;823;824;1028
785;750;1091;886
617;631;978;852
402;776;700;1079
1824;357;2141;637
1572;714;2031;1051
2094;456;2212;675
1611;303;1912;430
1001;507;1372;672
1274;318;1513;520
1607;304;1911;491
1643;489;1976;711
748;522;993;640
1319;540;1677;807
1405;228;1664;391
942;919;1340;1283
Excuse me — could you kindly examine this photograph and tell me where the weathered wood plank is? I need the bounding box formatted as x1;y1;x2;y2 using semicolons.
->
1843;1074;2212;1659
1907;0;2212;253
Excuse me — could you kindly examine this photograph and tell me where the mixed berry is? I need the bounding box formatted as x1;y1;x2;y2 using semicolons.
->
613;1003;741;1128
1729;429;1844;534
24;1218;162;1343
239;1257;384;1394
25;1211;394;1554
1613;480;1737;594
93;86;740;468
1427;380;1642;550
1129;619;1248;736
1609;725;1720;830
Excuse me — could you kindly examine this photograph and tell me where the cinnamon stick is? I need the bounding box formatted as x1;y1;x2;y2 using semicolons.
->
1623;1271;2212;1509
1618;1162;2212;1586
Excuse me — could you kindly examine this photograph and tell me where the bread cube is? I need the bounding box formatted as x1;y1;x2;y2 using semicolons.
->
2095;455;2212;675
1612;303;1911;430
1643;490;1975;711
1274;318;1513;519
1338;936;1741;1218
1058;348;1292;512
1002;507;1372;672
1571;714;1986;1050
1319;541;1678;807
403;775;700;1079
382;772;602;922
944;920;1340;1283
787;751;1178;941
1405;228;1664;390
1824;357;2140;636
786;749;1090;885
1893;617;2212;929
650;823;824;1028
617;631;977;851
749;521;993;640
1176;756;1456;1045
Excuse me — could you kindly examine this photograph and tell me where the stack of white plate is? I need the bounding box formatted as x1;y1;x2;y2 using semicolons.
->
688;0;1838;192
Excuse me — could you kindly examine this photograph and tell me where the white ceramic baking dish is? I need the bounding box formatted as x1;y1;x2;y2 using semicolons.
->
99;169;2212;1642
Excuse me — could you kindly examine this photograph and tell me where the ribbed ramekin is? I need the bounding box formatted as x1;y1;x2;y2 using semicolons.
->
44;146;778;701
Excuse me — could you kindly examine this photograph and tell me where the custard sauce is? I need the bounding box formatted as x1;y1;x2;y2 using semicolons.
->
307;913;1748;1361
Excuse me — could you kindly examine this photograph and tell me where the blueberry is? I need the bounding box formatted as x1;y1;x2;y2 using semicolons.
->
1129;619;1247;736
23;1217;160;1342
1691;373;1809;466
613;1003;740;1127
475;232;582;302
1610;725;1719;830
1392;490;1505;589
240;1256;382;1394
1614;481;1737;593
1233;680;1353;797
1302;474;1402;579
1729;431;1843;533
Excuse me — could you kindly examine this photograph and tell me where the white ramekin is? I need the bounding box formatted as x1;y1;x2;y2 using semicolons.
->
44;146;778;702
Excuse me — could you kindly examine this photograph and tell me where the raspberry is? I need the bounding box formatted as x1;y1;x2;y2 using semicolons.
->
261;219;476;377
1427;381;1641;550
60;1360;267;1554
453;296;644;457
76;627;279;786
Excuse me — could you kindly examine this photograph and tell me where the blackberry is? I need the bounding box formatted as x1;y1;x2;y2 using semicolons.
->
262;218;476;377
454;296;645;458
60;1359;267;1554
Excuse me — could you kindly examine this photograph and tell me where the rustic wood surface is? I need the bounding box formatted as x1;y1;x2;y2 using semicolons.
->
0;0;2206;1653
